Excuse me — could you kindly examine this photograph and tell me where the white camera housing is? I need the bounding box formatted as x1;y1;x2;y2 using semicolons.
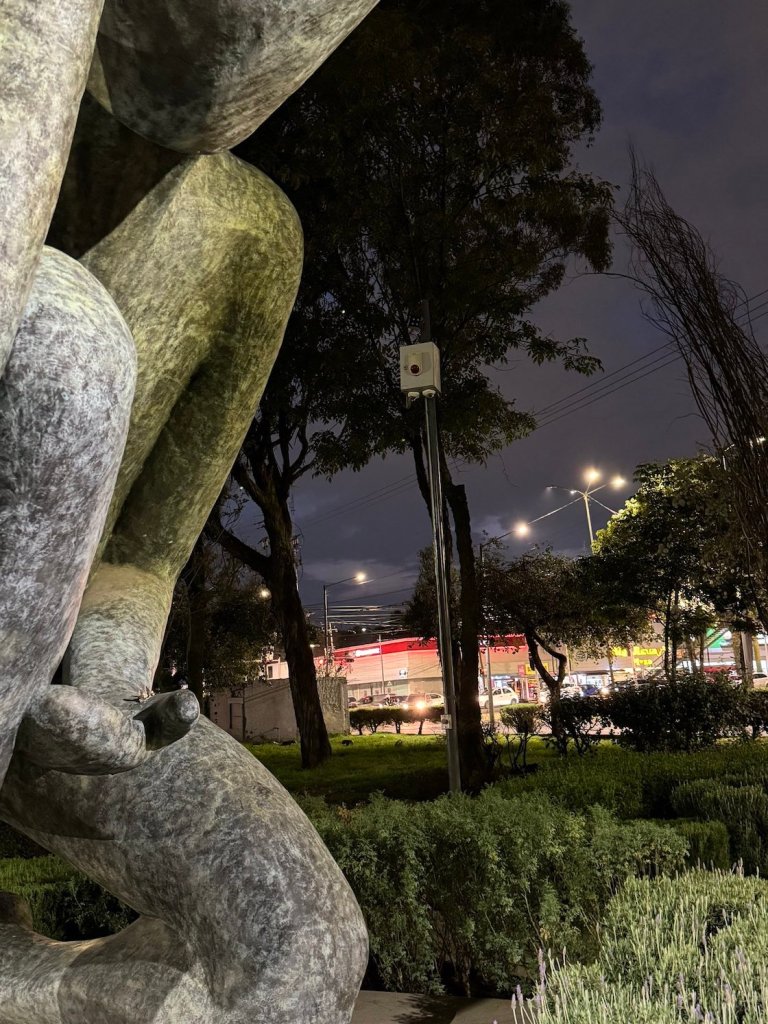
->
399;342;441;396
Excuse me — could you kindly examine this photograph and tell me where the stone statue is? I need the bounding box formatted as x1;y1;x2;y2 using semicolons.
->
0;1;377;1020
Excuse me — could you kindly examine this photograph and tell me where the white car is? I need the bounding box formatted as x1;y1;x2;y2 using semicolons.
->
479;684;520;709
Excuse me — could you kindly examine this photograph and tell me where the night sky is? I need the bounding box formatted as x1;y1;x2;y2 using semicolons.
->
265;1;768;621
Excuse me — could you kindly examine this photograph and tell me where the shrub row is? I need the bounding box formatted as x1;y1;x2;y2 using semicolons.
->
349;705;443;734
533;869;768;1023
512;676;768;755
0;855;135;940
302;789;688;996
499;741;768;819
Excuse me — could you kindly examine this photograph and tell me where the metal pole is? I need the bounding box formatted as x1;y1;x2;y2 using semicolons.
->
582;491;595;547
323;585;330;668
478;544;495;726
424;393;461;793
378;633;386;691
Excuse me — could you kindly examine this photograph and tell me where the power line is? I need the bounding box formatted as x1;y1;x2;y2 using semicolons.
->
290;284;768;533
534;286;768;423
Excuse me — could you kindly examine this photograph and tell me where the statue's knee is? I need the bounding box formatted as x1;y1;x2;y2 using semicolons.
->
0;246;136;502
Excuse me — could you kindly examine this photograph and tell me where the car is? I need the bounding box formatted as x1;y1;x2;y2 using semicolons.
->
374;694;401;707
478;684;520;709
398;692;443;713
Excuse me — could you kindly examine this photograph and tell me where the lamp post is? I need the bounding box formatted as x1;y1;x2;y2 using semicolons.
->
479;521;529;725
547;469;626;549
548;469;627;684
323;572;367;668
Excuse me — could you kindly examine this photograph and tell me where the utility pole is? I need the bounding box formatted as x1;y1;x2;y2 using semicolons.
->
378;633;386;691
478;543;496;727
400;323;461;794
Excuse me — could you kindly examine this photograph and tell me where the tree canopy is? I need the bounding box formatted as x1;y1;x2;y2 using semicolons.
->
595;456;754;676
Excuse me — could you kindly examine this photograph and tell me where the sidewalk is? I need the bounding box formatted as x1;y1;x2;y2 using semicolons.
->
352;990;533;1023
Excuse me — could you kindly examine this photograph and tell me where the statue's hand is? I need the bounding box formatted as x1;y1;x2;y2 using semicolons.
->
13;687;199;775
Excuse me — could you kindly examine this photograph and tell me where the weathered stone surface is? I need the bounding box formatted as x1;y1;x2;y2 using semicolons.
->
0;714;368;1024
0;247;135;785
0;0;104;373
87;0;379;152
0;153;367;1022
84;152;303;584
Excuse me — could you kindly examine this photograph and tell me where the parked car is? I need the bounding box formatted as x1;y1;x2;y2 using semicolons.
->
398;692;442;713
478;684;520;709
374;694;402;707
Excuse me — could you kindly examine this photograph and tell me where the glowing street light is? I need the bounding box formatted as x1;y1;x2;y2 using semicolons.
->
549;469;628;547
513;521;530;537
323;571;368;662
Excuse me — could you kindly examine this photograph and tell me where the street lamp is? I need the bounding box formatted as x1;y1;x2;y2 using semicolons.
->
323;572;367;665
550;469;627;547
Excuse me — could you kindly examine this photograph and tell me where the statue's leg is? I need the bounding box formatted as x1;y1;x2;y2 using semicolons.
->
87;0;380;152
0;905;213;1024
0;0;105;371
0;247;135;784
0;156;368;1023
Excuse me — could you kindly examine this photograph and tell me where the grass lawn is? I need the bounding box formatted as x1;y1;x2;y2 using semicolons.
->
247;733;558;803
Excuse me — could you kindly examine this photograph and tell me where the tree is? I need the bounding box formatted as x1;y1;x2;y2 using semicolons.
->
481;549;649;696
617;155;768;626
595;456;754;678
211;405;335;767
406;545;648;703
156;544;277;708
237;0;613;786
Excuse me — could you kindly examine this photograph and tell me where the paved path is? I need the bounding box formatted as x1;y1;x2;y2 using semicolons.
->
353;991;533;1023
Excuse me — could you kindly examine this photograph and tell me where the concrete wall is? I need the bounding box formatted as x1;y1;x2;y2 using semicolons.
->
209;676;349;742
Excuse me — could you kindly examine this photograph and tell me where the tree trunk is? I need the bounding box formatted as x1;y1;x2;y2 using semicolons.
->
526;630;567;751
445;479;485;787
182;543;208;710
270;544;332;768
212;483;331;768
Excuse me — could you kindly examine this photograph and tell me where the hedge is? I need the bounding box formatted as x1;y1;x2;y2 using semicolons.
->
551;676;768;755
303;789;687;996
350;705;443;735
498;741;768;820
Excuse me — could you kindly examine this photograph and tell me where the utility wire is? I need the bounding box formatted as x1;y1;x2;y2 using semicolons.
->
293;284;768;532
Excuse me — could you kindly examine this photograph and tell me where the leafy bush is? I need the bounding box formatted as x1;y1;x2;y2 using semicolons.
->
349;705;443;735
497;741;768;820
669;818;731;870
533;870;768;1023
498;703;544;770
671;778;768;874
307;790;686;996
544;696;605;756
604;675;740;752
741;689;768;738
0;855;136;940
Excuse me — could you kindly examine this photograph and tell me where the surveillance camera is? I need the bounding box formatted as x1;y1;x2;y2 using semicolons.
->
399;342;441;395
